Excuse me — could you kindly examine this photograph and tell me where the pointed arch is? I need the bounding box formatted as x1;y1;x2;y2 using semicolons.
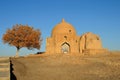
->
61;42;70;53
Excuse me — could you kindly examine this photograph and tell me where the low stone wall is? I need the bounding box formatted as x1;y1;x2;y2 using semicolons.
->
83;49;108;54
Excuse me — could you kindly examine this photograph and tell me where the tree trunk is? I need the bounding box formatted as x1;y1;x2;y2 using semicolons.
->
16;47;19;57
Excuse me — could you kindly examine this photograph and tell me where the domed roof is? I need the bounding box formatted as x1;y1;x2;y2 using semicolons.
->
81;32;100;40
51;19;76;37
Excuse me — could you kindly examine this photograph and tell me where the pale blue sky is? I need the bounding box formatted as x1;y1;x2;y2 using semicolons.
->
0;0;120;56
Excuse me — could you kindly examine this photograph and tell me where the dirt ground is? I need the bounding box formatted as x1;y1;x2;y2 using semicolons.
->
11;52;120;80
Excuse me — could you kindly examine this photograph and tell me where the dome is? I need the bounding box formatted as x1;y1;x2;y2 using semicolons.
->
81;32;100;40
51;19;76;37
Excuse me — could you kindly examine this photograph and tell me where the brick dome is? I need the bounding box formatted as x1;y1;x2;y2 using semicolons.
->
51;19;76;37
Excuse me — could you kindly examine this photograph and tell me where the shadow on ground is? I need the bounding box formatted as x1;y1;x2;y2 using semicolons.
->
10;60;17;80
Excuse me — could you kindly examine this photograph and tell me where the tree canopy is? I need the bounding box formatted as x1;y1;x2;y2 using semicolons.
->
2;24;42;56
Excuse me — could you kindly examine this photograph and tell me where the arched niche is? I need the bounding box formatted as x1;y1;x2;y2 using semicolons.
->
61;42;70;53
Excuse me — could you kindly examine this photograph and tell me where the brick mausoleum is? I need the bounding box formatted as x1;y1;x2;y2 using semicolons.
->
46;19;107;54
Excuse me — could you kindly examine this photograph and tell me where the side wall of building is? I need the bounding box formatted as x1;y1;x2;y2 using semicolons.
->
46;38;55;54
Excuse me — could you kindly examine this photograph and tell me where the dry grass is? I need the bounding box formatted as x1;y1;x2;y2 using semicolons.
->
11;52;120;80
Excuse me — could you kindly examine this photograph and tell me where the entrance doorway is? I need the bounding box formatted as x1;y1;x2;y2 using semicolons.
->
61;42;70;53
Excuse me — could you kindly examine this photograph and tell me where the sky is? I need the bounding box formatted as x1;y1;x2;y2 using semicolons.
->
0;0;120;56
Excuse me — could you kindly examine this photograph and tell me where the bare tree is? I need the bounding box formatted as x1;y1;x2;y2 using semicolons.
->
2;24;42;57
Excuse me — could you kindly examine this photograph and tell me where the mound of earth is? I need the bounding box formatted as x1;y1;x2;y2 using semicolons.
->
11;52;120;80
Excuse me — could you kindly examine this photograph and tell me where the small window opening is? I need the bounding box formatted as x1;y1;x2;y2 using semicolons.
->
64;36;67;39
69;30;71;32
76;40;77;43
97;37;99;40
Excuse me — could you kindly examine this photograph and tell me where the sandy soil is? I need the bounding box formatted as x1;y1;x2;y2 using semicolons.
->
11;52;120;80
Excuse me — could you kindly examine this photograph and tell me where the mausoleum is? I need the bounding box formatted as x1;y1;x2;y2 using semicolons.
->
46;19;107;54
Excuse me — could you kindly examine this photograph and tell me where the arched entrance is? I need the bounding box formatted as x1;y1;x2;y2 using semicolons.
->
61;42;70;53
